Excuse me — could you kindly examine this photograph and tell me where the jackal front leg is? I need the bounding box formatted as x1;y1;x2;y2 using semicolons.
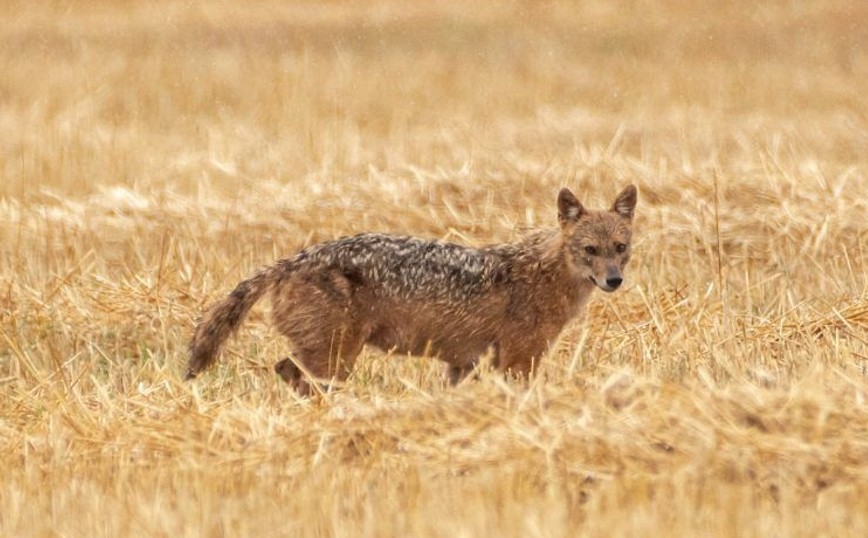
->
495;336;548;380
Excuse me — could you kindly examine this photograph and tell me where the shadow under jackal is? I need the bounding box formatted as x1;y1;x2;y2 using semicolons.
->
187;186;637;394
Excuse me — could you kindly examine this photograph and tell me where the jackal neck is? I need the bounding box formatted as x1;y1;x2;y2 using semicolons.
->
500;229;566;275
499;229;593;309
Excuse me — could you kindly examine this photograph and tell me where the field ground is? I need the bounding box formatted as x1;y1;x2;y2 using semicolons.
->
2;1;868;536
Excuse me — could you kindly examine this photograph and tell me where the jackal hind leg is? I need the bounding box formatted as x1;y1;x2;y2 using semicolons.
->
270;270;365;396
274;324;366;396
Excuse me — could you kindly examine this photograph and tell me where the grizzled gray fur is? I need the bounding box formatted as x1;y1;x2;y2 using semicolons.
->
187;185;638;395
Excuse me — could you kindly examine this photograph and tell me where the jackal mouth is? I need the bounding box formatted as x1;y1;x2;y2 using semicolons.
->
589;276;619;293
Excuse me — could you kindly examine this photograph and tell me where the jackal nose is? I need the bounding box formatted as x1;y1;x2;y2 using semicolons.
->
606;277;623;289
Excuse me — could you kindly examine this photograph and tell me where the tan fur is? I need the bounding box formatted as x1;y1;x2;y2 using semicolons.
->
187;186;638;394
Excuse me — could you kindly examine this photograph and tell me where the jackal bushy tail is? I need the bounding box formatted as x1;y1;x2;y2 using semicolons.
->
186;267;274;379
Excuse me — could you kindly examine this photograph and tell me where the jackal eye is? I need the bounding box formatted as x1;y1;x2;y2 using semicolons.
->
615;243;627;253
584;246;598;256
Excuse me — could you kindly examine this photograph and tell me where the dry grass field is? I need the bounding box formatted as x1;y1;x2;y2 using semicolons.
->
2;0;868;535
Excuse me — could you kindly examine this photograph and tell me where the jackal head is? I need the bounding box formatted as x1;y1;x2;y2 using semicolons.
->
557;185;638;293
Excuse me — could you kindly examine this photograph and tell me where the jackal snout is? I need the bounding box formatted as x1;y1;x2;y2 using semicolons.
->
585;261;626;293
597;266;624;292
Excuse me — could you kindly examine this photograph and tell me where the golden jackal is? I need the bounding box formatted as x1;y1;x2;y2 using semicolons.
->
187;186;637;394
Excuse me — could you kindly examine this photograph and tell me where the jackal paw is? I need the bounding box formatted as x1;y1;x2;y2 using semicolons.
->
445;363;478;385
274;357;302;383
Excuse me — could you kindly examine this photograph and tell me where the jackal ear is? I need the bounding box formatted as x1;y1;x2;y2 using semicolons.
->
612;185;638;219
557;188;584;224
